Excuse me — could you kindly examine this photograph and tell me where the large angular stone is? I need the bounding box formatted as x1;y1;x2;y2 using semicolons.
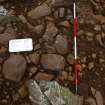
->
41;54;65;71
28;3;51;19
26;80;83;105
3;55;27;82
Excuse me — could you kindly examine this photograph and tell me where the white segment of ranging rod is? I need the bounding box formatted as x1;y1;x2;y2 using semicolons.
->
74;3;76;18
9;38;33;52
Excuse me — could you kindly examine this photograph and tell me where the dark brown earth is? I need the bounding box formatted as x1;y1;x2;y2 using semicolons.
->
0;0;105;105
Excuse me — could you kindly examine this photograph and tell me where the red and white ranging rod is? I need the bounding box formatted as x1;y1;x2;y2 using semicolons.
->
73;2;78;94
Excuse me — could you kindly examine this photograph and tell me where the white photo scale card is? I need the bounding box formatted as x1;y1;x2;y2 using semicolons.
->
9;38;33;52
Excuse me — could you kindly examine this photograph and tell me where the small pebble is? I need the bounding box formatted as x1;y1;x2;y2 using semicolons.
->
92;53;96;59
78;64;82;72
18;85;28;98
94;24;101;31
58;71;68;81
99;58;105;63
88;62;94;70
12;93;19;102
86;32;94;37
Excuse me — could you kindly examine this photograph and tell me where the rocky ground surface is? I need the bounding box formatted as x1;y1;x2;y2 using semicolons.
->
0;0;105;105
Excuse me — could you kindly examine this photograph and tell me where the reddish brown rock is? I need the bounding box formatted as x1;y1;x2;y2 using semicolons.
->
58;71;68;81
29;53;40;65
43;22;58;42
28;3;51;19
54;35;68;54
34;72;54;80
28;66;38;77
67;54;74;65
3;55;27;82
0;27;17;44
41;54;65;71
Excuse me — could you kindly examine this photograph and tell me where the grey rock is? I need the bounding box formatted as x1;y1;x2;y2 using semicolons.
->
53;8;65;18
26;80;83;105
41;54;65;71
28;3;51;19
26;80;51;105
59;8;65;18
0;6;8;15
3;55;27;82
54;35;68;54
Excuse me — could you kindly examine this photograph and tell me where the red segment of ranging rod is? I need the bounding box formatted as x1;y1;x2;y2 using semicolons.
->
74;59;79;83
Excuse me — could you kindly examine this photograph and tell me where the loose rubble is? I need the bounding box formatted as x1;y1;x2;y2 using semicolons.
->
0;0;104;105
